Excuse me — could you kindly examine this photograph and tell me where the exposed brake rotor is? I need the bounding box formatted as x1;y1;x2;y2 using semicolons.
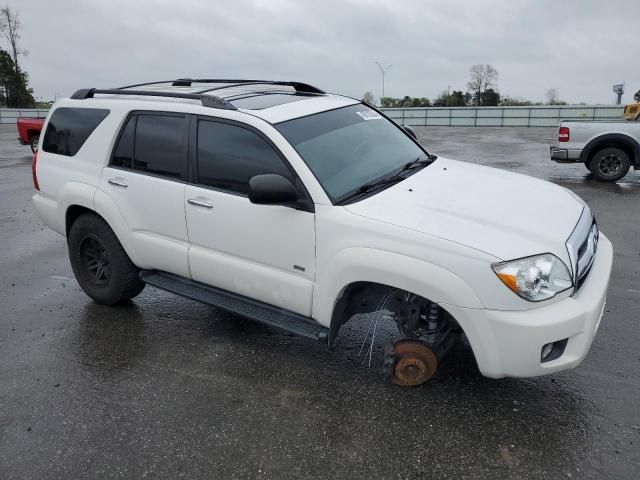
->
383;339;438;386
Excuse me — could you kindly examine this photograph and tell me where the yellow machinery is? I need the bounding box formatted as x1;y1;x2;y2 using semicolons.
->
623;102;640;120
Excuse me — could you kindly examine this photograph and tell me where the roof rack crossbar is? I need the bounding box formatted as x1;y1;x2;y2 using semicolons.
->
118;80;185;89
118;78;325;95
70;88;237;110
190;80;325;95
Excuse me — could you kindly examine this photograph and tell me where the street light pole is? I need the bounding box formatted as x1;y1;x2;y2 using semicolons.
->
375;61;392;107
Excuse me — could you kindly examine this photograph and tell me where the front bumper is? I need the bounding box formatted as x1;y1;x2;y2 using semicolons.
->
18;137;28;146
550;146;582;163
444;233;613;378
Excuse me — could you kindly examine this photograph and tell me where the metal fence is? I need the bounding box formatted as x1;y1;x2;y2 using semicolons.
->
381;105;625;127
1;105;627;127
0;108;49;124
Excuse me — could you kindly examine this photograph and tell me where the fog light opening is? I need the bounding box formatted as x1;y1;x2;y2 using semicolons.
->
541;338;568;363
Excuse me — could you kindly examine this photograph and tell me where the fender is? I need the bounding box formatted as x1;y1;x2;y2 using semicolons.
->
580;133;640;165
312;247;485;328
52;182;97;235
93;188;140;266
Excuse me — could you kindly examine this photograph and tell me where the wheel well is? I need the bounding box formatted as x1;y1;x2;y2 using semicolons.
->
27;129;40;140
65;205;96;237
587;141;636;166
328;281;460;346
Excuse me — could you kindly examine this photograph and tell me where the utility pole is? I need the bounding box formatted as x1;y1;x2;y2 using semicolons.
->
375;61;392;107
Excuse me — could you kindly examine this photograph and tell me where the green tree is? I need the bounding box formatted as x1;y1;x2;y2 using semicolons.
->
435;90;468;107
399;95;412;107
449;90;466;106
380;97;395;107
467;64;498;106
481;88;500;106
0;7;33;107
500;96;532;106
0;48;34;107
380;96;431;108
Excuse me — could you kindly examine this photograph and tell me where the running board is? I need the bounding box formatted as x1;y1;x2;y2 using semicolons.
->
139;270;329;342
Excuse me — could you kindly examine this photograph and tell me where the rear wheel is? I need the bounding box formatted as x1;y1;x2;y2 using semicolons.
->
68;213;144;304
29;134;40;153
588;147;631;182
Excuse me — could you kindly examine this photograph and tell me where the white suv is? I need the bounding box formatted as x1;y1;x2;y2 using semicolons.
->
32;79;613;386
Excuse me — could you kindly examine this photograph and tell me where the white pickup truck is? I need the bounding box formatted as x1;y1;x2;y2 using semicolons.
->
550;119;640;181
32;78;613;386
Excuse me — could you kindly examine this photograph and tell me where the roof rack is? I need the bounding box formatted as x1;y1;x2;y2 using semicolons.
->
120;78;326;95
70;88;238;110
70;78;325;111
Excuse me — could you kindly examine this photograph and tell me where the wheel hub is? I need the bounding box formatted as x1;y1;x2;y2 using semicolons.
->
383;339;438;386
598;154;622;175
80;236;111;285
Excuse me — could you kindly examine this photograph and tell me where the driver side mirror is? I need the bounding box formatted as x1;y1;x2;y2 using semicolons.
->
248;174;298;206
403;125;417;139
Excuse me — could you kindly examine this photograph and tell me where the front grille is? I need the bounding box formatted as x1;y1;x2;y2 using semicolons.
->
566;207;598;293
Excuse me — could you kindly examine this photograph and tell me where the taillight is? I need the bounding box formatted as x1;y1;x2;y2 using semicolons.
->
558;126;570;142
32;150;40;191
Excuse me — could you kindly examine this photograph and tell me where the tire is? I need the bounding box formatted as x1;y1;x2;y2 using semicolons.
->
588;147;631;182
68;213;144;305
30;134;40;154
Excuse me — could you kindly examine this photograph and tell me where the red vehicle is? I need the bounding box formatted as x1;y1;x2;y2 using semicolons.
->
17;117;45;153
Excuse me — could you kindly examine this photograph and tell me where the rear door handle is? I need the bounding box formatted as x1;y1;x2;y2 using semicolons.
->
108;178;128;188
187;198;213;209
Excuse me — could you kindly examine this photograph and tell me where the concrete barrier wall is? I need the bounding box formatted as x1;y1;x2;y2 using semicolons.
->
380;105;625;127
3;105;627;127
0;108;49;124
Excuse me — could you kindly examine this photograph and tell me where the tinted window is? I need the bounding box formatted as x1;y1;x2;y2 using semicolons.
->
43;107;109;156
276;104;426;200
111;116;135;168
133;115;185;178
197;121;291;194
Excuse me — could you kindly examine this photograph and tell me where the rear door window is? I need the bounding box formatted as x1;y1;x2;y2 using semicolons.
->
111;116;135;168
133;114;186;179
110;113;187;180
42;107;109;156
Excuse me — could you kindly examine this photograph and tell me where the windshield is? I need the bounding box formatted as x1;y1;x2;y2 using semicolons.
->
275;104;429;201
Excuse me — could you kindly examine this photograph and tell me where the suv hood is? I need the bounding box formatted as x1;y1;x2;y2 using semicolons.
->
343;158;584;262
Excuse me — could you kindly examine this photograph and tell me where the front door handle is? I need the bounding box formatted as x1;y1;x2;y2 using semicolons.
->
108;178;128;188
187;198;213;209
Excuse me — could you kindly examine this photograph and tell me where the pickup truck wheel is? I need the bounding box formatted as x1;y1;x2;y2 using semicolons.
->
30;134;40;153
68;213;144;305
588;147;631;182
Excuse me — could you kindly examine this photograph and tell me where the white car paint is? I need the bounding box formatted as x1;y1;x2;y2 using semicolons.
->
32;91;613;379
344;157;584;264
185;183;316;316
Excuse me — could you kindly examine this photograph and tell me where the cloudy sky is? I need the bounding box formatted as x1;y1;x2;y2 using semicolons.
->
8;0;640;104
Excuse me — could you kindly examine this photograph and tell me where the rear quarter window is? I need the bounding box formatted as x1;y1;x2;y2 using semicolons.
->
42;107;110;156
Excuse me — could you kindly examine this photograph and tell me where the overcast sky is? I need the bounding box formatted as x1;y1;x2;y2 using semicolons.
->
8;0;640;105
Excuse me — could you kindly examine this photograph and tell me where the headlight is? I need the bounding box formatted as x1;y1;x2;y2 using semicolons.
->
492;254;573;302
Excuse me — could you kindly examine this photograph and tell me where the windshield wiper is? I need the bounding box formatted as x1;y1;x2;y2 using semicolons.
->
401;154;437;171
337;155;435;205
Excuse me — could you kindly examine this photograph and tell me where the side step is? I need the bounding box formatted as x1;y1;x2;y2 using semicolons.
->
140;270;329;342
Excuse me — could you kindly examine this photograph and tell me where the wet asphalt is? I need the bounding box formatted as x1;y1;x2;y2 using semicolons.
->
1;125;639;479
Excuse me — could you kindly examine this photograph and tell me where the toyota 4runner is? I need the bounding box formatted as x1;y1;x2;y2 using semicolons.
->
32;78;613;386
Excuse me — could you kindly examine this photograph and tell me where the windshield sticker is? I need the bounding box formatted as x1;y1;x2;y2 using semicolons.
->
356;110;382;121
